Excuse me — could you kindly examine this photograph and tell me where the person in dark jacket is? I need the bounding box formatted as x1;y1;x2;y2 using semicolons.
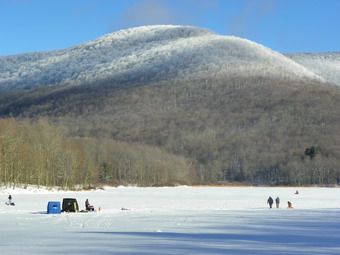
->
275;197;280;208
85;199;94;211
85;199;90;211
267;196;274;209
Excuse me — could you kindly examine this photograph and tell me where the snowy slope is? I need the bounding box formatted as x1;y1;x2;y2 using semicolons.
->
1;186;340;255
286;52;340;86
0;25;323;93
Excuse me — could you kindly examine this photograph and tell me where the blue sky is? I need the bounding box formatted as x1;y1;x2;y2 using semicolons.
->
1;0;339;56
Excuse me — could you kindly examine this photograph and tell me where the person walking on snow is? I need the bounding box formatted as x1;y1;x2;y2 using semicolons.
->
275;197;280;208
8;194;12;205
267;196;274;209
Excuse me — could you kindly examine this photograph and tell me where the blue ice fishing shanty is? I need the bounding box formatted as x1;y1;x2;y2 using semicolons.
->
47;201;61;214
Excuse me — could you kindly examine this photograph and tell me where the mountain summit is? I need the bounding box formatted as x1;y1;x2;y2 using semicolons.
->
0;26;339;187
0;25;333;93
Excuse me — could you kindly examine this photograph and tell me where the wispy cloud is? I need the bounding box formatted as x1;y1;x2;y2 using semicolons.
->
109;0;219;32
229;0;279;37
121;0;175;27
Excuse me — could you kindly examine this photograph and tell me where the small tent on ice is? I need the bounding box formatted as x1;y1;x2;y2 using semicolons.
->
62;198;79;212
47;201;61;214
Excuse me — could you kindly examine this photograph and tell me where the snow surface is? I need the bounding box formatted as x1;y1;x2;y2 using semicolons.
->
286;52;340;86
0;25;324;92
1;186;340;255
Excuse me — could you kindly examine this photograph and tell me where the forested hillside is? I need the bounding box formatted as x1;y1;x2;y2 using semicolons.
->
0;25;339;188
1;75;339;187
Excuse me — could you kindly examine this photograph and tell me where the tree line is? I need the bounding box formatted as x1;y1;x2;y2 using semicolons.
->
0;118;195;189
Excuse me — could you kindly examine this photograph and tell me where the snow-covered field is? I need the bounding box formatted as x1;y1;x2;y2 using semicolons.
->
1;186;340;255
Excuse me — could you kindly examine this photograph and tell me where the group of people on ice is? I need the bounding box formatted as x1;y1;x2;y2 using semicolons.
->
4;192;298;211
5;194;96;212
267;195;294;209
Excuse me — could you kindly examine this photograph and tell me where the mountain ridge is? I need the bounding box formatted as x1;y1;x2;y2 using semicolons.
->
1;25;336;93
285;52;340;86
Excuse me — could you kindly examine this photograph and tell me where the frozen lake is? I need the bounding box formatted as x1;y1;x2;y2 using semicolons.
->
1;186;340;254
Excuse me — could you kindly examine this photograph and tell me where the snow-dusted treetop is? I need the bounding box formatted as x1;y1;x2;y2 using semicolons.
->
285;52;340;86
0;25;336;92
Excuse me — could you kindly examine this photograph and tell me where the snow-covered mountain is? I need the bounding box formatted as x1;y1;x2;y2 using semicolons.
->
285;52;340;86
0;25;334;93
